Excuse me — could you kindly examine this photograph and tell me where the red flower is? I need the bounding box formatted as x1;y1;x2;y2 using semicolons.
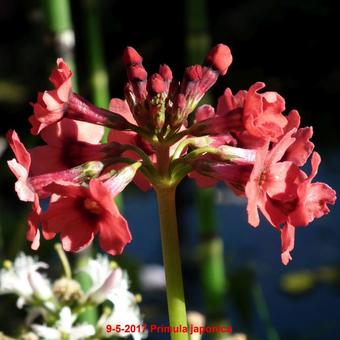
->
245;128;304;227
208;83;289;148
288;152;336;226
243;82;287;142
7;130;104;200
43;179;131;255
281;110;314;166
30;59;73;134
29;119;105;175
7;130;35;201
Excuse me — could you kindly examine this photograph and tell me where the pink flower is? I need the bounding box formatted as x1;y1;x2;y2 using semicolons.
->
209;83;289;148
29;119;106;175
7;130;105;200
288;152;336;226
30;59;130;134
30;59;73;134
281;110;314;166
7;130;35;201
243;82;287;142
245;128;304;228
43;179;131;255
245;127;336;264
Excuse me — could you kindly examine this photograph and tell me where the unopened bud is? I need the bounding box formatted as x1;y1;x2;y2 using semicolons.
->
123;47;143;66
205;44;233;75
159;64;173;82
104;162;141;196
147;74;166;94
127;64;148;82
185;65;203;82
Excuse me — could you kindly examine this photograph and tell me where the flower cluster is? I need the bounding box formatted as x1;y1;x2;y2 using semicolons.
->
7;44;335;264
0;253;145;340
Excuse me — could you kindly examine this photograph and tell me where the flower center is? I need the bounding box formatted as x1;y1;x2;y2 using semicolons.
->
83;198;102;214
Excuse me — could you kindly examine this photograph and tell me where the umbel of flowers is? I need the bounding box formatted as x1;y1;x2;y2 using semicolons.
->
7;43;336;339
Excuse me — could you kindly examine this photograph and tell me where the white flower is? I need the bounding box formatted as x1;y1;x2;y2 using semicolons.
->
80;254;112;293
31;307;95;340
80;254;129;304
104;292;146;340
83;256;146;340
0;253;52;308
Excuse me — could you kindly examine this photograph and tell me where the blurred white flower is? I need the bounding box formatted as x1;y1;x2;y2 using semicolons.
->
83;256;146;340
80;254;129;304
31;307;95;340
0;253;52;308
105;292;147;340
80;254;112;292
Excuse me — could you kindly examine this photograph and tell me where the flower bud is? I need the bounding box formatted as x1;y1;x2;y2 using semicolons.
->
205;44;233;75
147;74;166;94
159;64;173;82
104;162;141;196
123;47;143;66
127;64;148;82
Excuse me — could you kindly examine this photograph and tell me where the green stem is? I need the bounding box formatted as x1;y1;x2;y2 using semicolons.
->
54;243;72;279
155;187;189;340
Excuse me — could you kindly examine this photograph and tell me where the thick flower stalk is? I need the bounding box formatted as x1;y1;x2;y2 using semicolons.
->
7;43;336;339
